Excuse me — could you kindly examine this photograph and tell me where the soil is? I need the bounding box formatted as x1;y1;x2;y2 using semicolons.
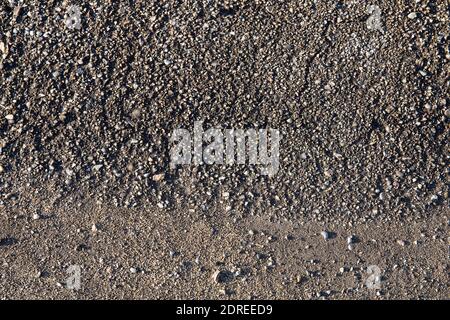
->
0;0;448;299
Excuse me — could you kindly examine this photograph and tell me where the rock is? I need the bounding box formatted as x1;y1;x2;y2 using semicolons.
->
152;173;165;182
131;109;141;119
347;235;355;244
5;114;14;121
130;267;138;274
320;231;330;240
397;239;406;246
256;253;267;260
212;270;234;283
169;250;178;258
0;237;18;246
13;5;22;21
407;12;417;19
32;213;41;220
92;164;103;171
0;42;6;55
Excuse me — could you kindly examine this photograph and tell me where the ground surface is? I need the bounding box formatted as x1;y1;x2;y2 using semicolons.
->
0;1;448;299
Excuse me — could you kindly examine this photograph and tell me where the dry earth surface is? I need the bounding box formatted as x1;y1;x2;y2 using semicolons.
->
0;0;449;299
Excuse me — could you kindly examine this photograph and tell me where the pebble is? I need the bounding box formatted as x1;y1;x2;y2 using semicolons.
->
32;213;41;220
407;12;417;19
130;267;138;274
0;41;6;55
347;235;355;244
169;250;177;258
397;239;406;246
212;270;234;283
92;164;103;171
152;173;165;182
320;231;330;240
5;114;14;121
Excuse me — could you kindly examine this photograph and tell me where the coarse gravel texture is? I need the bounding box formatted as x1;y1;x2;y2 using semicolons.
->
0;0;449;299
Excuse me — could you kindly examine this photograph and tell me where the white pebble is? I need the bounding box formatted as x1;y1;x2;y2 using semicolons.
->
321;231;330;240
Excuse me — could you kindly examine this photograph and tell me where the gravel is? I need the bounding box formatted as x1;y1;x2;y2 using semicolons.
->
0;0;447;300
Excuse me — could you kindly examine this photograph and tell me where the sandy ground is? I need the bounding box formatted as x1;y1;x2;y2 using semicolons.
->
0;201;448;299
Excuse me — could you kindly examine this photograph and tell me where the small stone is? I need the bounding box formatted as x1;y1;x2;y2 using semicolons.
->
169;250;178;258
5;114;14;121
13;6;22;21
152;173;165;182
32;213;41;220
92;164;103;171
320;231;330;240
256;253;266;260
131;109;141;119
347;235;355;244
130;267;138;274
407;12;417;19
91;224;98;233
397;239;406;246
212;270;234;283
0;165;4;173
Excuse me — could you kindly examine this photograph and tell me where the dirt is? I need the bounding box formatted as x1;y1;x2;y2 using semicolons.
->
0;0;448;299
